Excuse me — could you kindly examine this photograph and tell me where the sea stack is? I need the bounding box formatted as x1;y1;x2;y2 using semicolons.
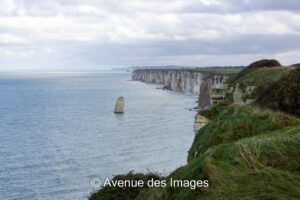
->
114;97;124;113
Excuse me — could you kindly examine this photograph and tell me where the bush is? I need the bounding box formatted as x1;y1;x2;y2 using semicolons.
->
291;63;300;67
256;67;300;117
199;99;232;120
228;59;281;84
89;171;164;200
248;59;281;69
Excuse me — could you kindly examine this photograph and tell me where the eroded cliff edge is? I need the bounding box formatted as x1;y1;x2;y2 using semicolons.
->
90;60;300;200
131;69;231;109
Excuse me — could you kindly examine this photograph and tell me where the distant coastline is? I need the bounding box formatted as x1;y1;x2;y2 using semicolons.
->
90;59;300;200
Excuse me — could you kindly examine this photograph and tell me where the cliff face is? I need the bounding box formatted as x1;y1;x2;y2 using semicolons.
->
132;69;230;109
90;60;300;200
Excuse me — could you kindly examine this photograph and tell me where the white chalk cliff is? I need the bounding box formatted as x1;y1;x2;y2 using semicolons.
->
132;69;230;109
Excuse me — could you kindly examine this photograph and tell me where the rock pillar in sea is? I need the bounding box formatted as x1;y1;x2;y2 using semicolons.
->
114;97;124;113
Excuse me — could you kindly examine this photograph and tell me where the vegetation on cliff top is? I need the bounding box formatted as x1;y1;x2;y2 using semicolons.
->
229;66;292;87
89;172;163;200
291;63;300;67
256;67;300;117
188;105;299;162
225;59;300;117
223;59;298;117
198;99;231;120
228;59;280;81
185;67;243;74
134;67;243;75
248;59;281;69
137;105;300;200
90;59;300;200
227;59;291;86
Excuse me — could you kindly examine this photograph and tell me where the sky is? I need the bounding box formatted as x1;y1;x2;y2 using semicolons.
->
0;0;300;70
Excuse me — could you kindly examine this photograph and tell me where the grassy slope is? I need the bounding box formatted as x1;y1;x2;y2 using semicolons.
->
227;67;292;87
186;67;243;74
138;106;300;200
136;62;300;200
188;105;299;162
291;63;300;67
227;59;282;85
256;67;300;117
140;67;243;75
90;60;300;200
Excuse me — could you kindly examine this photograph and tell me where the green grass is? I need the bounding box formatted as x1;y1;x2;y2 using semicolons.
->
291;63;300;67
227;59;282;85
90;60;300;200
188;105;299;162
196;128;300;200
136;105;300;200
227;67;292;87
89;104;300;200
136;153;211;200
185;67;243;74
89;172;164;200
198;99;231;120
256;67;300;117
139;67;243;75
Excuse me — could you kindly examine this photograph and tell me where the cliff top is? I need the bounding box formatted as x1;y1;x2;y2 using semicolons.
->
227;59;294;86
132;67;243;75
90;59;300;200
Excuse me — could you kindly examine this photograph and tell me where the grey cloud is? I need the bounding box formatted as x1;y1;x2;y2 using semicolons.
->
181;0;300;14
241;0;300;12
7;0;300;17
35;33;300;65
0;0;300;69
92;34;300;56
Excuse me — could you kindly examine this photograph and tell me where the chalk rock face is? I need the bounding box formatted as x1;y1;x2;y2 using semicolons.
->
114;97;124;113
131;69;230;97
233;83;243;104
232;84;256;105
131;69;232;110
193;113;210;135
210;88;227;107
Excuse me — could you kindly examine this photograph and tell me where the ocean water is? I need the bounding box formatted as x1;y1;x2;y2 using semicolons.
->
0;71;197;200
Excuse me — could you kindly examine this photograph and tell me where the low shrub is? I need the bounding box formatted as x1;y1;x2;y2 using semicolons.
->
228;59;281;84
256;67;300;117
89;171;164;200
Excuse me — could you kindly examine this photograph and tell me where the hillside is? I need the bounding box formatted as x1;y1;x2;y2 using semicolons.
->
138;106;300;200
89;59;300;200
256;67;300;117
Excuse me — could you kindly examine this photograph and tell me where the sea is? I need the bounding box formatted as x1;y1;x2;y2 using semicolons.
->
0;71;197;200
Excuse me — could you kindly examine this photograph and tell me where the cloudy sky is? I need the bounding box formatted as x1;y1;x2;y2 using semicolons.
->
0;0;300;70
